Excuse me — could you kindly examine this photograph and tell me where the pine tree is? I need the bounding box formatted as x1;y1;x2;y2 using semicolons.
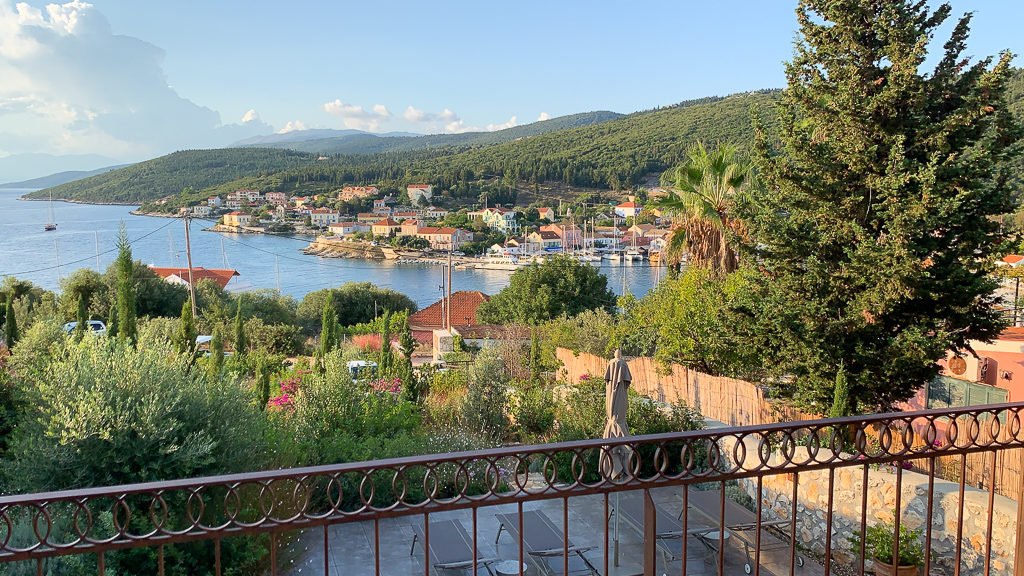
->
114;224;137;342
3;294;18;349
745;0;1021;411
208;326;224;380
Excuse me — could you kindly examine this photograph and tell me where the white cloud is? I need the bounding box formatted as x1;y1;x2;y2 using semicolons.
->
538;112;551;121
322;99;391;131
277;120;307;133
403;105;477;133
241;109;261;123
0;0;269;161
487;116;518;131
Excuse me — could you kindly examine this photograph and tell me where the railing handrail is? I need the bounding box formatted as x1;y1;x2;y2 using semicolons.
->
0;401;1017;505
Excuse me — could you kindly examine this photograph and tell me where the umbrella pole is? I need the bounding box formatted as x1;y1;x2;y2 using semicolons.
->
614;490;620;567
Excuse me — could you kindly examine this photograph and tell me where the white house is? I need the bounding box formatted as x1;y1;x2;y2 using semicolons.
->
407;184;433;203
614;201;642;219
328;221;370;236
191;204;211;217
208;196;222;208
425;206;449;220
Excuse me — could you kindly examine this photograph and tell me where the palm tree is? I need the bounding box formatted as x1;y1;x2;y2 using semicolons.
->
653;142;749;273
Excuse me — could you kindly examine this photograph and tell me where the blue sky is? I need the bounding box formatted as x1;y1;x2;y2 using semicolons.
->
1;0;1023;165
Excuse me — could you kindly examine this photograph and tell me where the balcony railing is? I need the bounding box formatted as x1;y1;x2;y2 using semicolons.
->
0;403;1022;576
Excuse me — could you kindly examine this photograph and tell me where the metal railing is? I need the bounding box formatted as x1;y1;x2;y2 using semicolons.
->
1;403;1022;576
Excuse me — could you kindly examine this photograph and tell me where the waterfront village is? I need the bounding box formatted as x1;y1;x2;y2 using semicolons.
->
173;184;673;267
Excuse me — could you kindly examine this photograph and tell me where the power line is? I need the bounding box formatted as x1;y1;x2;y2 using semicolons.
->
4;218;180;277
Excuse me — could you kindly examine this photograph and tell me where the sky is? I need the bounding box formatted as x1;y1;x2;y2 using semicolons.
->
1;0;1023;167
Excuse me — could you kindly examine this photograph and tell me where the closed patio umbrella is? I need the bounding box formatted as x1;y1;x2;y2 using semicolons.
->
602;348;632;567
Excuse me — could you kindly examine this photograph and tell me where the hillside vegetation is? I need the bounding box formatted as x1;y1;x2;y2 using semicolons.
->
24;71;1024;206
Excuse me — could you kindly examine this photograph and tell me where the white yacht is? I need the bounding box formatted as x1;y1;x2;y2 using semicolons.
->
477;254;525;270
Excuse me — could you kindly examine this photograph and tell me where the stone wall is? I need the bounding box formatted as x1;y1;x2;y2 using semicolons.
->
718;433;1019;576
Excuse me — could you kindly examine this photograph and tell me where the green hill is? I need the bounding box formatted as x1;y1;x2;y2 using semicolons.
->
30;71;1024;210
23;148;316;204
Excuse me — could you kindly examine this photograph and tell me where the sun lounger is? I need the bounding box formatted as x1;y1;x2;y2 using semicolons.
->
610;490;705;567
410;518;498;575
686;488;804;574
494;509;598;576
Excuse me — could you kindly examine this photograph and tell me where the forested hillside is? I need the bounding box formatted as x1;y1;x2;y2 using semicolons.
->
24;71;1024;207
23;149;316;203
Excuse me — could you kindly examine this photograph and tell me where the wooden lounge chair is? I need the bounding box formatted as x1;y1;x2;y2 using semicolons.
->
494;509;598;576
410;518;499;575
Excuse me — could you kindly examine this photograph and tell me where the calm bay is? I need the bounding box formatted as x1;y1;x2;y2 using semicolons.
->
0;189;659;307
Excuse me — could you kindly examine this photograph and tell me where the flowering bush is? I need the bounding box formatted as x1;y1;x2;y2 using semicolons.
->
370;377;402;395
352;333;382;352
268;375;303;412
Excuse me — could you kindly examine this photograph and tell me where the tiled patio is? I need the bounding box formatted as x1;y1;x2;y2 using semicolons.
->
283;487;822;576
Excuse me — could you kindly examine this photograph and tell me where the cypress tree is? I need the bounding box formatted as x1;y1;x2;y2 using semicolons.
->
379;310;394;375
114;224;137;342
75;293;89;340
177;300;198;358
398;313;416;360
3;294;17;349
320;291;337;357
745;0;1021;411
209;326;224;380
233;298;247;358
107;303;118;337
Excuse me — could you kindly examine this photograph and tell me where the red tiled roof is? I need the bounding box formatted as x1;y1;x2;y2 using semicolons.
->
408;184;431;189
617;201;638;208
148;266;240;289
1002;255;1024;264
374;218;401;226
409;291;490;329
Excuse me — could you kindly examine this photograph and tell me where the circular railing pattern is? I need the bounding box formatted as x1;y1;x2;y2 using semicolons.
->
0;403;1021;560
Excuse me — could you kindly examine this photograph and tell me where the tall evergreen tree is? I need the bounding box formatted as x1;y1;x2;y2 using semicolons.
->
114;224;137;342
3;294;18;349
319;291;337;357
208;326;224;380
233;298;247;358
75;293;89;340
176;300;198;358
378;310;394;375
398;313;416;360
744;0;1021;411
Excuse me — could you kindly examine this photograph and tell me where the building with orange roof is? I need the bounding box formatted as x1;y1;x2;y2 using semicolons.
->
409;291;490;346
148;266;240;290
371;218;402;236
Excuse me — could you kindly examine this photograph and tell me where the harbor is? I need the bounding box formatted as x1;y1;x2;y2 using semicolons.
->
0;189;662;308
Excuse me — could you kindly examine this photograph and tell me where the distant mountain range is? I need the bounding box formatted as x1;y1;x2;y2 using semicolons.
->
232;111;623;155
230;128;421;147
0;153;121;186
0;164;132;189
20;97;769;205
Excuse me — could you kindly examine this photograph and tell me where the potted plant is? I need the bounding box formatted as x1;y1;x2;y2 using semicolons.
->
849;518;924;576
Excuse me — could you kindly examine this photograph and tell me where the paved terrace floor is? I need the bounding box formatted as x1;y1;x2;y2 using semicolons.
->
284;486;823;576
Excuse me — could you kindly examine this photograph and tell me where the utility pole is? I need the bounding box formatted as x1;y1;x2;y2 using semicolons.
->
275;256;281;293
94;231;101;272
447;250;453;331
183;214;197;319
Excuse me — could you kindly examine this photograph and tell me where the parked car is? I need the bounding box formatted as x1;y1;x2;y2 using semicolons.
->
452;251;465;256
346;360;378;383
62;320;107;335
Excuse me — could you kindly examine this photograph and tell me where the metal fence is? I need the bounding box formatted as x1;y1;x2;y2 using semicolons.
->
1;403;1022;576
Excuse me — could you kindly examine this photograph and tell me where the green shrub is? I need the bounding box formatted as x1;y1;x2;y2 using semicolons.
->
460;348;510;440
